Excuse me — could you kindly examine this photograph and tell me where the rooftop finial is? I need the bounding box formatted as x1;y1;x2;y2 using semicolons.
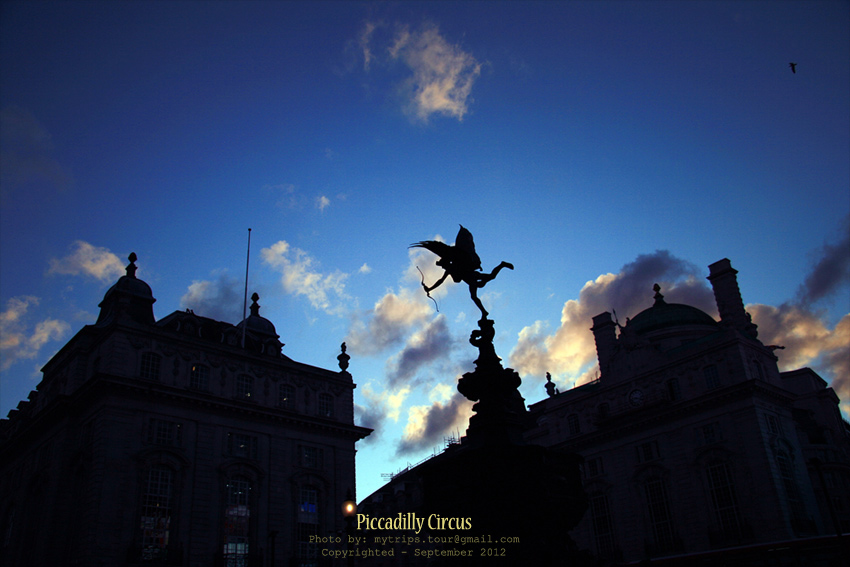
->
338;342;350;372
653;283;665;305
250;292;260;316
126;253;138;278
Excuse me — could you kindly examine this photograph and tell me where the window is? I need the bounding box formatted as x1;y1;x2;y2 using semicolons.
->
636;441;660;463
140;353;161;381
227;433;258;460
597;403;610;419
223;477;252;566
704;365;719;390
318;393;334;418
190;364;210;391
567;414;581;435
699;423;722;445
140;465;173;561
279;384;295;409
753;361;765;381
585;457;604;478
766;414;782;435
300;446;323;469
706;463;742;538
236;375;253;400
297;487;319;563
147;419;181;447
589;491;616;559
666;378;681;401
776;451;807;528
644;477;675;551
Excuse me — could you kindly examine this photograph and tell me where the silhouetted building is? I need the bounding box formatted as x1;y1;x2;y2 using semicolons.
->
527;259;850;564
0;254;371;567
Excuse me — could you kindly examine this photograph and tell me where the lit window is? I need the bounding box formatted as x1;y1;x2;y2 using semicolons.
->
236;375;253;400
140;465;173;561
190;364;210;391
140;353;161;381
318;393;334;418
223;477;252;565
297;487;319;562
279;384;295;409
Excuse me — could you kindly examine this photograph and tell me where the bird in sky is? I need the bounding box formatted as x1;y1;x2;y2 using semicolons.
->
789;62;797;74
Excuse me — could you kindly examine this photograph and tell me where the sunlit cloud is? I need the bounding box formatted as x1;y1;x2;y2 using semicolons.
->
0;296;70;371
358;21;482;122
396;392;472;456
510;251;715;389
0;105;72;194
180;272;244;323
354;383;411;444
346;287;433;355
48;241;125;283
261;241;349;315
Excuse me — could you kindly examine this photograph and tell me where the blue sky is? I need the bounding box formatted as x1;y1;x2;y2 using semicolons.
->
1;0;848;499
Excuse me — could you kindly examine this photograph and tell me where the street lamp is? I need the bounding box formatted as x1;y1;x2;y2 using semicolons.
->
342;489;357;567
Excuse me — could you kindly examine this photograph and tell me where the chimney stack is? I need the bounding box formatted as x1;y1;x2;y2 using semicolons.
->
591;312;618;378
707;259;758;338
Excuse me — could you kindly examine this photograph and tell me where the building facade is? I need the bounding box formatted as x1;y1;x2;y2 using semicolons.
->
0;254;371;567
526;259;850;563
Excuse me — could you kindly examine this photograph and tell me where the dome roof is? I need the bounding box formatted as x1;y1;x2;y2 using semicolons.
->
96;253;156;326
627;284;717;335
237;293;278;338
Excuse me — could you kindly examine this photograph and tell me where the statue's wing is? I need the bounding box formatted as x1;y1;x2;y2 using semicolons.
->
455;225;482;270
410;240;455;260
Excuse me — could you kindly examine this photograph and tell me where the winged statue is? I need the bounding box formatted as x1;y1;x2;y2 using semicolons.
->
411;225;513;320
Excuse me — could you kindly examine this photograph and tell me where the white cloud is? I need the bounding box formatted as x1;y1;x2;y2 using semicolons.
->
0;296;70;371
261;241;350;315
316;195;330;212
48;241;125;283
180;272;244;323
354;383;411;444
358;263;372;274
346;287;433;355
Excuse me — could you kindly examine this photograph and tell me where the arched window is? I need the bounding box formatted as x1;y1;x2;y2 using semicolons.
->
706;462;742;540
643;476;674;552
588;491;616;559
223;476;252;566
140;465;174;561
318;393;334;418
297;486;319;564
140;353;161;381
776;450;807;530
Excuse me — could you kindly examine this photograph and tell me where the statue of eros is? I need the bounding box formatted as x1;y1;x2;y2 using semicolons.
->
411;225;513;320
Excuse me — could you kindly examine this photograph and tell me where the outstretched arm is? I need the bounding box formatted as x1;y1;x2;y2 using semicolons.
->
424;270;449;293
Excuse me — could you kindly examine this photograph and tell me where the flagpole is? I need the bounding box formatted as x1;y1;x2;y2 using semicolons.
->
242;228;252;348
